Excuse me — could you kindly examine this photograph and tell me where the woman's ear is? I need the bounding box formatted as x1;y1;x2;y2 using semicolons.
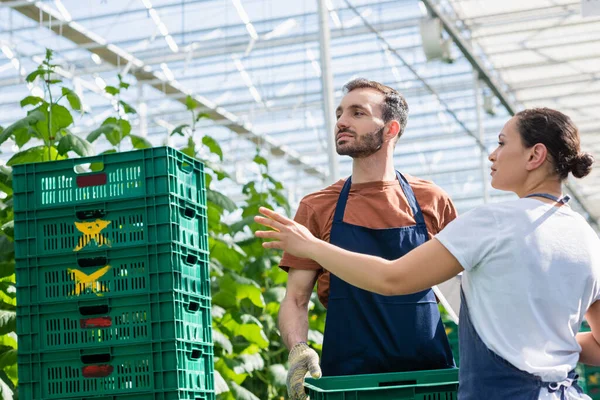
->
526;143;548;171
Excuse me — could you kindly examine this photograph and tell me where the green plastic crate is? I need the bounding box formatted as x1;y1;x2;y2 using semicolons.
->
12;146;206;211
16;243;210;306
18;340;214;399
17;291;212;353
304;368;458;400
75;390;214;400
14;195;208;257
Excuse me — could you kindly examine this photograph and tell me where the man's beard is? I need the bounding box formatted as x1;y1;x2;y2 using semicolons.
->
336;126;385;158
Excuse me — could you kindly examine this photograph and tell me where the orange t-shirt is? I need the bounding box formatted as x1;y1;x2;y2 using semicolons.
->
279;175;458;308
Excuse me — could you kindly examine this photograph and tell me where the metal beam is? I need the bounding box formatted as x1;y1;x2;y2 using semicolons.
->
0;0;326;180
425;0;600;229
420;0;517;115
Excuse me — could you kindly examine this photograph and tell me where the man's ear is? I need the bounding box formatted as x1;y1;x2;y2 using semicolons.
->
526;143;548;171
385;120;400;140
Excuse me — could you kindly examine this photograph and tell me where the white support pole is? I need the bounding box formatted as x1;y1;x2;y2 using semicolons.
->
474;71;489;203
317;0;339;184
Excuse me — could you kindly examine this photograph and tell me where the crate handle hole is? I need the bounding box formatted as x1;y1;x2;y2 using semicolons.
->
81;353;111;364
76;209;107;220
75;161;105;174
188;301;199;312
183;207;196;219
179;162;193;174
80;305;109;315
379;380;417;387
78;257;108;268
185;254;198;266
190;349;201;359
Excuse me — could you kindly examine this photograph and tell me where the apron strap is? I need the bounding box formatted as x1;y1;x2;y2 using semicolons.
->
525;192;571;204
332;177;353;223
397;171;426;226
333;172;426;226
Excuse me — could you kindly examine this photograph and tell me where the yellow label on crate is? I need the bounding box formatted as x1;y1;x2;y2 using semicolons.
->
73;219;112;251
68;265;111;296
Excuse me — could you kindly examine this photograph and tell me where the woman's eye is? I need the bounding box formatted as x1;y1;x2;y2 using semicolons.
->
498;141;504;146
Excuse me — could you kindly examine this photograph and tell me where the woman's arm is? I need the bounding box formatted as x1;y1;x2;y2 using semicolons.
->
577;300;600;366
255;207;464;296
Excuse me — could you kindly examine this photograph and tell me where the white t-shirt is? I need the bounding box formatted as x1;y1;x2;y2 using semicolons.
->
435;198;600;386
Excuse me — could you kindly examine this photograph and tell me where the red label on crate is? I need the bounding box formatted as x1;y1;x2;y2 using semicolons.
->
82;365;114;378
80;317;112;328
77;173;107;188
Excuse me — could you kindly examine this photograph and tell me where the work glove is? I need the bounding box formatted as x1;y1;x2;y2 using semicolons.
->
287;342;322;400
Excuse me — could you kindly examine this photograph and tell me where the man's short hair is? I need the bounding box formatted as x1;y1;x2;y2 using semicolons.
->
343;78;409;138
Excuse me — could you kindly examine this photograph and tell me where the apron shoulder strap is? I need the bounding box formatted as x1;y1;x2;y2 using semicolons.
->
333;177;353;223
397;171;426;226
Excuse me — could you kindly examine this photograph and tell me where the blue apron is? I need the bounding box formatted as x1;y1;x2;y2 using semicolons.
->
320;171;455;376
458;192;584;399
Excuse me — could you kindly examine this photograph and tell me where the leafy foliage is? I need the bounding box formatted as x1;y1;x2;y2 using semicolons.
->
0;52;326;400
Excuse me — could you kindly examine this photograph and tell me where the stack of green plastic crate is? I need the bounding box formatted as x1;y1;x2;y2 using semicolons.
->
13;147;215;400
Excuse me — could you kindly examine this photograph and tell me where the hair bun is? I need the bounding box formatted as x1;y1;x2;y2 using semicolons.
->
570;152;594;178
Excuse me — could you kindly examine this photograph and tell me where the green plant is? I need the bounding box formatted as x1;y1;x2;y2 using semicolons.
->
86;73;150;152
0;49;92;165
168;96;326;399
0;49;328;400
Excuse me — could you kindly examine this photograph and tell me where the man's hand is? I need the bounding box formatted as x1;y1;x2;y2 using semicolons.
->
287;342;322;400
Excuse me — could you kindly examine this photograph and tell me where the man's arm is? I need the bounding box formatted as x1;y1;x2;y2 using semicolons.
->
279;268;319;349
578;300;600;365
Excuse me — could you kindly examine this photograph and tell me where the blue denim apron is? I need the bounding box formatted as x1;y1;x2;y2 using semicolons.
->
458;192;584;399
320;171;455;376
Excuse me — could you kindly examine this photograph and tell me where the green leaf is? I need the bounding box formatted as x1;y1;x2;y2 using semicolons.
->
105;86;119;96
215;358;247;385
219;313;269;349
14;127;33;148
0;348;16;371
253;154;268;167
237;352;264;374
213;274;264;309
130;135;152;149
267;364;287;387
0;370;15;399
202;135;223;161
119;81;130;89
213;329;233;354
45;48;53;60
57;134;94;157
230;381;260;400
0;110;46;145
0;311;15;336
185;95;198;111
263;287;286;304
25;69;47;83
35;104;73;141
87;124;116;143
213;369;230;395
196;112;211;122
207;189;236;212
119;100;137;115
61;87;81;111
7;146;63;166
170;124;189;137
46;79;62;84
20;96;45;108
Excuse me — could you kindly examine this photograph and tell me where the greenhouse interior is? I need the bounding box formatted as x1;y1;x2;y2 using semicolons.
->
0;0;600;399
